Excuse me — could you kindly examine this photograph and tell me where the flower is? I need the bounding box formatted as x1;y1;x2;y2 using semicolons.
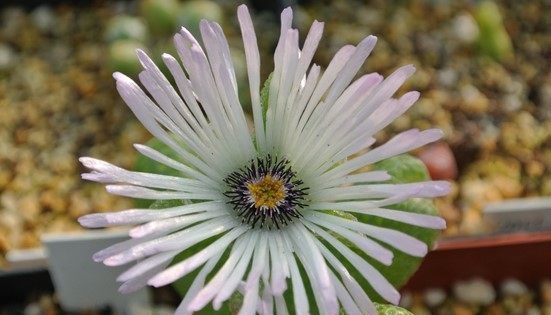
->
78;4;450;315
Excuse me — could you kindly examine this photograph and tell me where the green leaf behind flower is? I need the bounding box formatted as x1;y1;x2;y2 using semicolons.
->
374;303;414;315
260;73;272;126
134;139;226;314
334;154;440;302
372;154;430;183
170;240;231;315
134;137;183;208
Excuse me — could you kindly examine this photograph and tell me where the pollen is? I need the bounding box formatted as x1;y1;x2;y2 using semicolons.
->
246;175;287;209
224;155;307;228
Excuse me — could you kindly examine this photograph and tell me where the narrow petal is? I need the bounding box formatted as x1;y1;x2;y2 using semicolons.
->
306;212;428;257
289;224;339;315
175;251;224;315
188;233;255;311
330;271;363;315
213;232;259;309
117;250;179;283
284;245;310;315
103;216;237;266
148;226;249;287
78;201;224;228
315;239;377;314
237;4;266;149
306;214;394;265
301;220;400;304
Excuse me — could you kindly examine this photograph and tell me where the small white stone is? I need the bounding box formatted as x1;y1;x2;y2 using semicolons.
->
155;305;176;315
423;287;447;307
437;68;458;88
526;306;541;315
30;6;56;33
501;278;528;296
0;44;15;71
453;13;479;44
23;303;41;315
453;278;496;305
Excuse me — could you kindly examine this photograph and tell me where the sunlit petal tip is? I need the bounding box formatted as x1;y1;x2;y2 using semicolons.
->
381;251;394;266
389;290;402;305
77;214;107;228
403;64;417;74
112;71;130;82
103;254;127;267
161;53;174;61
436;217;447;229
402;90;421;103
147;276;168;288
424;128;445;142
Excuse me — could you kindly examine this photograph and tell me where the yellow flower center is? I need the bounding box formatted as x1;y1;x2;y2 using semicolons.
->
246;175;286;209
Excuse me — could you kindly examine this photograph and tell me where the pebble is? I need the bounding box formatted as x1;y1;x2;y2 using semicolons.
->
484;304;506;315
30;6;56;34
105;15;149;43
398;275;545;315
538;82;551;120
460;84;490;116
453;12;479;44
501;278;529;296
541;280;551;304
526;306;541;315
423;287;447;307
451;304;475;315
23;303;41;315
437;67;459;88
0;43;16;71
453;278;496;306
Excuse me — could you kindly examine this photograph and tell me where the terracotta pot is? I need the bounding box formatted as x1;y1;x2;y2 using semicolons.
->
403;231;551;290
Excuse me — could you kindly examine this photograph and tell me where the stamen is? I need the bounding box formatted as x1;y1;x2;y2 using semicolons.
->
223;155;308;229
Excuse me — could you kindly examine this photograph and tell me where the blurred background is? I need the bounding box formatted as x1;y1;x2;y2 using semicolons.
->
0;0;549;314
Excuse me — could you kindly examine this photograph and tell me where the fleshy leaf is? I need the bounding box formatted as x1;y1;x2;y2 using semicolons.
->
170;235;230;315
374;303;414;315
260;73;273;125
134;137;182;177
321;154;441;303
148;198;188;209
361;154;440;298
372;154;430;184
133;140;227;312
354;198;440;294
133;137;183;207
474;1;514;62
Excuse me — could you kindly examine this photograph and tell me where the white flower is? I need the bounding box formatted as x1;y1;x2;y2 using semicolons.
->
79;5;450;315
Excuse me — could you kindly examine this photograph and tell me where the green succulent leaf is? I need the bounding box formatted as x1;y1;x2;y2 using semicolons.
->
133;138;221;313
474;1;514;62
133;137;183;208
322;154;441;302
355;198;439;291
148;199;188;210
374;303;414;315
170;235;230;315
372;153;430;184
134;137;181;177
260;73;273;125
